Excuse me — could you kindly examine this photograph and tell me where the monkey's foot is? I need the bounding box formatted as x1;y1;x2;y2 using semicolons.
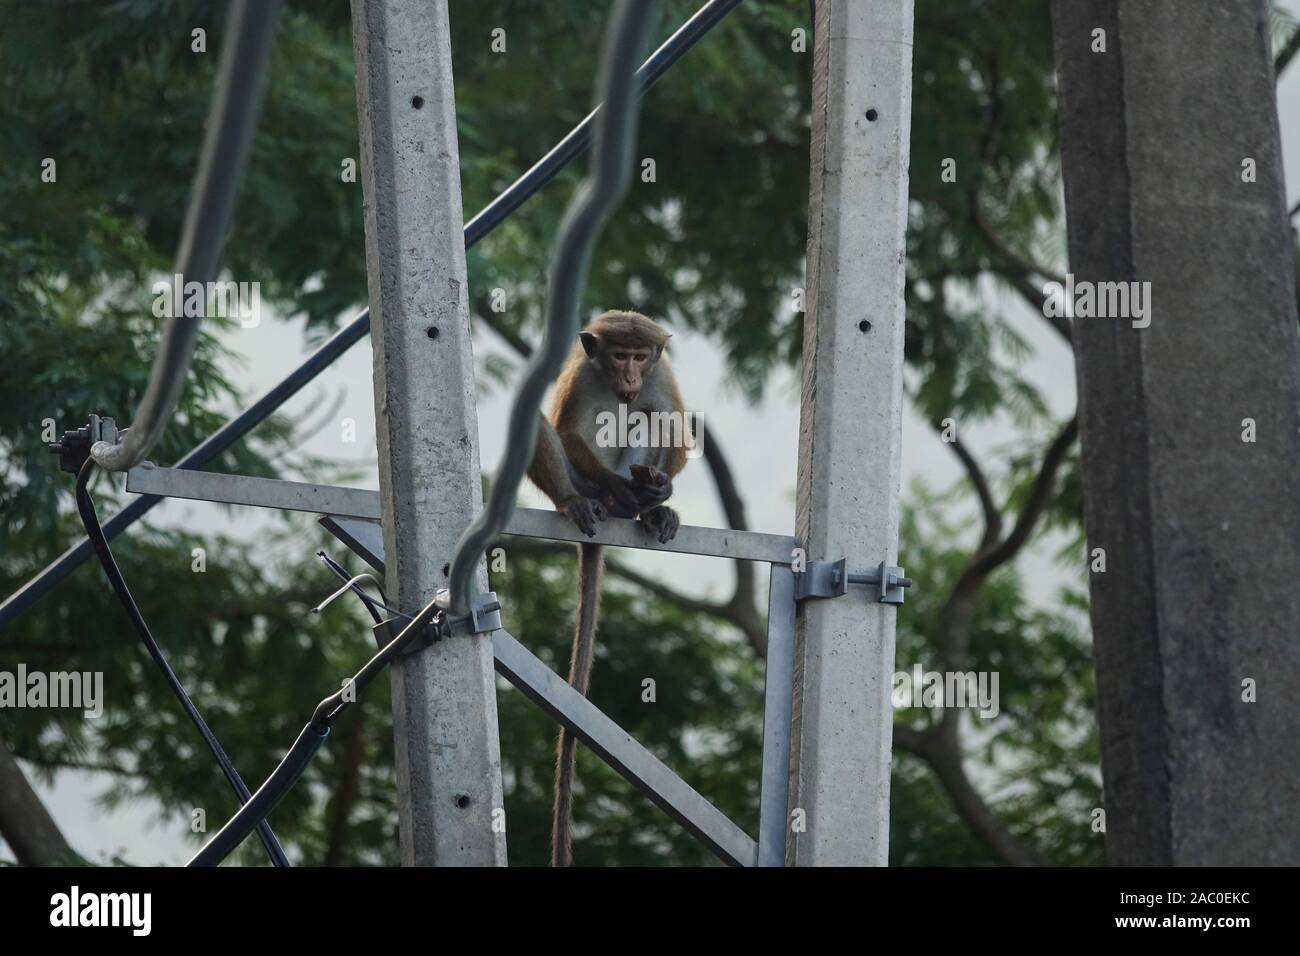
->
561;496;607;537
638;505;680;543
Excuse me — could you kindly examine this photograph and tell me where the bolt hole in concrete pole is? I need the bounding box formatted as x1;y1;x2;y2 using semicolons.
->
858;319;872;332
411;95;424;109
865;108;878;122
454;794;470;809
426;326;439;339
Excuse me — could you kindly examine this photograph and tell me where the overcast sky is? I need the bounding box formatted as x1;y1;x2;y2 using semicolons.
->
15;6;1300;865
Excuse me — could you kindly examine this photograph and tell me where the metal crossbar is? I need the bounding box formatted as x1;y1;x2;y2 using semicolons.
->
124;465;798;565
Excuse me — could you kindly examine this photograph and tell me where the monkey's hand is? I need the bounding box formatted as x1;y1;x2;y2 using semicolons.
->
638;505;680;543
559;496;607;537
628;464;672;510
596;469;642;517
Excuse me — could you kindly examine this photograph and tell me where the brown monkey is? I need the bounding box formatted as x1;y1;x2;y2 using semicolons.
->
526;310;689;866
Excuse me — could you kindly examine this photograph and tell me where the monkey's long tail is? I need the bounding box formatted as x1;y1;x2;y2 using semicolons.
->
552;541;603;867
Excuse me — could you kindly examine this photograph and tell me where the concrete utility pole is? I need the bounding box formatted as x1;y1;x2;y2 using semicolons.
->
1052;0;1300;864
351;0;506;866
787;0;914;866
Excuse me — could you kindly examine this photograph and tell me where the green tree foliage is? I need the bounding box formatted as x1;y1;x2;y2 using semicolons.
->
0;0;1098;865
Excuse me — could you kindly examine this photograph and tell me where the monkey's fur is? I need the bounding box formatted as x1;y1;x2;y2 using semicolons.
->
527;310;688;866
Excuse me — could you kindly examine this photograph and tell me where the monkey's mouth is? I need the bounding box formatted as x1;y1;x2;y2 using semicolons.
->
619;391;638;403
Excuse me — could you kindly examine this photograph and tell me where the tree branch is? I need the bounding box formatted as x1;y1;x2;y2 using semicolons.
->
937;424;1004;550
323;704;366;866
969;415;1079;578
924;728;1047;866
894;722;1044;865
1006;272;1073;345
1277;24;1300;77
912;264;991;287
972;202;1067;287
938;414;1078;671
9;752;133;777
920;414;1080;864
0;739;80;865
921;193;1072;344
891;723;935;760
700;431;761;643
472;295;539;361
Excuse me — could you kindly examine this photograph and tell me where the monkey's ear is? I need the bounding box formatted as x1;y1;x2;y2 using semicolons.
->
579;331;600;358
656;333;670;359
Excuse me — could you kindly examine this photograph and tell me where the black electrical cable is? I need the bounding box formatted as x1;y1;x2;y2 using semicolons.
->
461;0;744;247
75;460;291;867
314;551;412;625
186;724;328;867
187;599;476;866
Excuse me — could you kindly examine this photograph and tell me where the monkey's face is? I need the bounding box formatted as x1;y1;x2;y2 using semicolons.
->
580;330;662;403
604;347;655;402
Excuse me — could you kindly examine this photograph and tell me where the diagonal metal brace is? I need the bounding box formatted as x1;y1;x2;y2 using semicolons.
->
491;627;756;866
321;522;757;866
794;559;912;605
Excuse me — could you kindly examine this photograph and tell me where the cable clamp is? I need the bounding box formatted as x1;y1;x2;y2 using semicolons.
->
433;589;503;636
793;559;913;606
47;414;122;474
378;591;502;655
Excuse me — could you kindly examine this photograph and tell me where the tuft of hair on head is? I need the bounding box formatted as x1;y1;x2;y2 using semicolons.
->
585;310;672;350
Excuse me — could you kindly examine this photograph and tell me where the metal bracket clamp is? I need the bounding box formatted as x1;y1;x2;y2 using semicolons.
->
47;415;122;474
375;592;502;656
433;590;503;638
794;559;912;606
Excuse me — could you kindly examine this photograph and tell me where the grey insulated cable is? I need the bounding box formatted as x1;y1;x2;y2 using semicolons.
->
446;0;661;615
90;0;281;472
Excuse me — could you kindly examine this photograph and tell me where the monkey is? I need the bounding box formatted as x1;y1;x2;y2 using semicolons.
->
526;310;689;866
